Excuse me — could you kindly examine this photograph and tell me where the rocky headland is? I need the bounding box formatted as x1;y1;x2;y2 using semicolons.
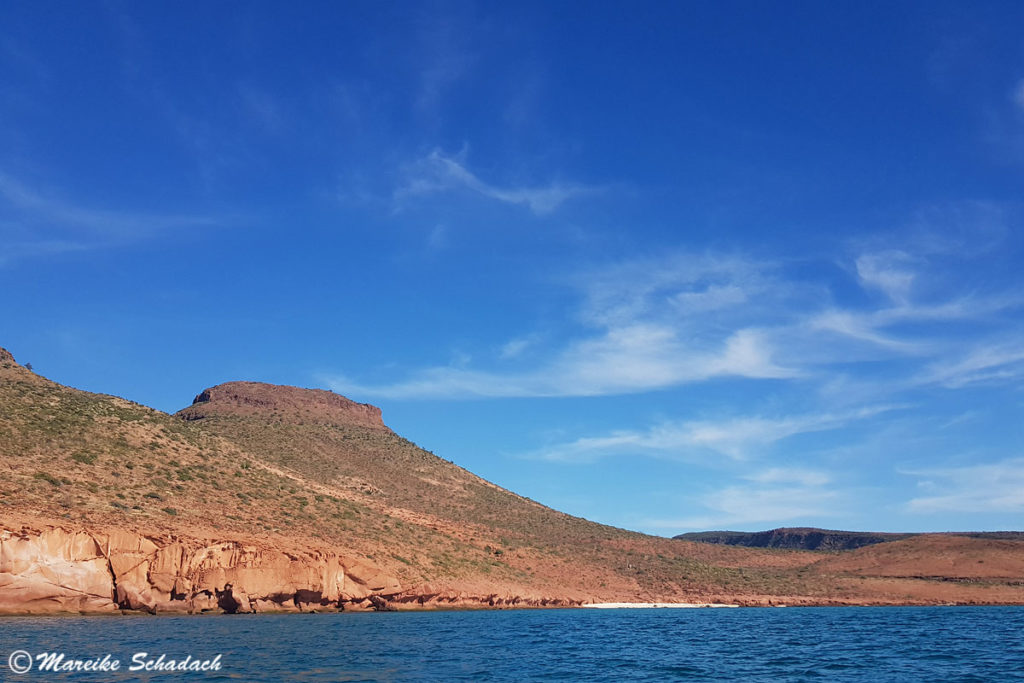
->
2;345;1024;614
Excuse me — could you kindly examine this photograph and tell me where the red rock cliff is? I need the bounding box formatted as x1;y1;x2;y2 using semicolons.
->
0;522;583;614
0;523;401;614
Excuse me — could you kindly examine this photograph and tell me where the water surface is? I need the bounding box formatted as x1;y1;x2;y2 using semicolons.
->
2;606;1022;681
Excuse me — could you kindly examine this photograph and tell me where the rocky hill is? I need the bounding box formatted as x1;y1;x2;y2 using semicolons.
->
675;528;914;551
3;345;1024;614
675;528;1024;550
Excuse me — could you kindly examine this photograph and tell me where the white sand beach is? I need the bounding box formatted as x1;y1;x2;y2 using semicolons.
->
582;602;740;609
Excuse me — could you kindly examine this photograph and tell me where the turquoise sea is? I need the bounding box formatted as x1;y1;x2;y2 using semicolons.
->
2;606;1022;681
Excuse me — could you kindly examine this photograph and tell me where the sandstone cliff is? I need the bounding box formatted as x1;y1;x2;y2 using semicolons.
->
0;524;380;614
0;520;586;614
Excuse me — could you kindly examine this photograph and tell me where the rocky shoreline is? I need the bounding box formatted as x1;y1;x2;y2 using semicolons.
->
4;522;1022;615
0;523;585;615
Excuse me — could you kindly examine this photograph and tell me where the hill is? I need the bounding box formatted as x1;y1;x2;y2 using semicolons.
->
675;528;1024;550
810;534;1024;579
675;528;916;551
2;345;1024;613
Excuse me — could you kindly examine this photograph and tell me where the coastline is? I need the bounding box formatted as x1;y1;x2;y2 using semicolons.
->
5;598;1023;617
582;602;741;609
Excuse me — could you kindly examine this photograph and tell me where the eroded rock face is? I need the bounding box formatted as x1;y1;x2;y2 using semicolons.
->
0;525;402;614
0;524;589;615
0;528;116;614
177;382;386;430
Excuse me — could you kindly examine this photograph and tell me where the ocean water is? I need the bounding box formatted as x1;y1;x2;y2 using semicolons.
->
2;607;1023;681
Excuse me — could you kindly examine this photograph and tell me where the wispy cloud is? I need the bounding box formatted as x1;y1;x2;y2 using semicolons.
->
328;216;1023;402
855;250;916;304
922;341;1024;388
326;251;798;399
0;239;90;264
808;309;923;352
574;251;776;327
645;469;843;531
905;458;1024;513
527;406;899;463
801;236;1022;361
748;467;832;487
805;296;1003;356
396;150;591;215
499;334;540;359
0;171;222;263
326;323;795;399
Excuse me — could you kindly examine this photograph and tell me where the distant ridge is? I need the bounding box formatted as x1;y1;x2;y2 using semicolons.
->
675;528;1024;551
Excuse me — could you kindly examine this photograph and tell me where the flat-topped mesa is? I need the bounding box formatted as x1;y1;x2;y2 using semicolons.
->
674;527;914;551
176;381;387;431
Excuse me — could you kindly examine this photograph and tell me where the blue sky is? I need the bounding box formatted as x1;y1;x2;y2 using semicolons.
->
3;1;1024;535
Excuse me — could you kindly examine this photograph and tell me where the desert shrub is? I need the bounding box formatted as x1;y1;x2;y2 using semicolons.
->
33;471;62;487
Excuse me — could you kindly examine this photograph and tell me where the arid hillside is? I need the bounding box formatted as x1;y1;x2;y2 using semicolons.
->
2;346;1024;614
810;535;1024;579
